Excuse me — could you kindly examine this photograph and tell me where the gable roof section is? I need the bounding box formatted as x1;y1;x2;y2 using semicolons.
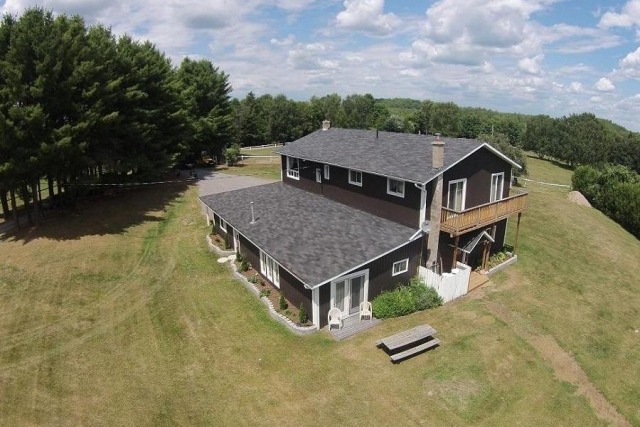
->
200;182;415;287
275;128;520;184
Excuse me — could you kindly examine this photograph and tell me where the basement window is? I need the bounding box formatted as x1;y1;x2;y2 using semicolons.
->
348;169;362;186
260;250;280;287
219;218;227;232
392;259;409;276
387;178;405;198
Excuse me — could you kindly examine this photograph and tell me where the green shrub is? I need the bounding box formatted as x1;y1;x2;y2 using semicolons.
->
235;251;245;263
239;259;249;272
259;289;271;298
298;303;308;324
278;293;288;310
225;144;241;166
372;276;442;319
248;274;258;284
224;233;232;250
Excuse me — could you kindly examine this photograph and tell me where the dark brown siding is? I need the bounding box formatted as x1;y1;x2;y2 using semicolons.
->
443;147;512;210
238;234;313;324
279;269;313;322
282;155;421;228
318;237;423;327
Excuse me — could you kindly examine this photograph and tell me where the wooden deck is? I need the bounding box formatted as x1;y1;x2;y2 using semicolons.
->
329;315;381;341
441;189;527;235
376;324;439;363
468;271;489;291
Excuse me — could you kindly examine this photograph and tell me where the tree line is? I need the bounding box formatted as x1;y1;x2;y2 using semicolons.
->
0;8;233;226
573;164;640;238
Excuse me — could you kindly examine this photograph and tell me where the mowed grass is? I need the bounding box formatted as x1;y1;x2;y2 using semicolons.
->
216;162;281;181
0;154;637;425
239;146;279;156
494;155;640;425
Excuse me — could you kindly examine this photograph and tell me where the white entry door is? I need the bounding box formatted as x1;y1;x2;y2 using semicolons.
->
331;270;368;317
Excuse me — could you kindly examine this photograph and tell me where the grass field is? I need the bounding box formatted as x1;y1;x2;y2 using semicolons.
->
0;156;638;425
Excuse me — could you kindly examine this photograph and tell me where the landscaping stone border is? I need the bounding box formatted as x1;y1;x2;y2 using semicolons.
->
228;261;317;336
206;234;234;255
207;235;316;335
487;254;518;276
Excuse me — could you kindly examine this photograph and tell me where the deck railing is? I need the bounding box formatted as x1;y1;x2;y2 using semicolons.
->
440;188;528;235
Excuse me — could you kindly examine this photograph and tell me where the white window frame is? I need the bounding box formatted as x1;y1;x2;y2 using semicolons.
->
316;168;322;183
490;172;505;203
259;250;280;288
323;164;330;180
447;178;467;212
348;169;363;187
387;178;405;198
219;218;227;232
286;156;300;180
392;258;409;276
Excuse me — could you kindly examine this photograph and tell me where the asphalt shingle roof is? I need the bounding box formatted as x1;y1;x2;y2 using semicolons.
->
275;128;488;183
200;182;415;287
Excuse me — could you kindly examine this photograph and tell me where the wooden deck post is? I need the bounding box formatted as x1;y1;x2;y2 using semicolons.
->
481;240;489;270
513;212;522;255
451;235;460;270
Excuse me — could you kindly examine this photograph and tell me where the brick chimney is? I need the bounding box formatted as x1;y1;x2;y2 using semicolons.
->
432;133;444;169
322;120;330;131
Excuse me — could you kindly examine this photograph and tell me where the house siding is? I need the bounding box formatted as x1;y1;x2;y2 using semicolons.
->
317;237;423;328
442;147;512;210
237;233;313;325
282;155;421;228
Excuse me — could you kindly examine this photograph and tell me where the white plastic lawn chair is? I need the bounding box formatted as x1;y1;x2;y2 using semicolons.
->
328;307;343;330
359;301;372;321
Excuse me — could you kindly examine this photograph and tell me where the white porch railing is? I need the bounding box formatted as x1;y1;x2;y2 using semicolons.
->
418;262;471;303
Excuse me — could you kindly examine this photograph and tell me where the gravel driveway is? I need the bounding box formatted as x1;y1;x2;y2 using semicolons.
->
195;169;275;197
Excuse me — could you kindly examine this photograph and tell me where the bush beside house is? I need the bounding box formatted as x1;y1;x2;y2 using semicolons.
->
372;277;443;319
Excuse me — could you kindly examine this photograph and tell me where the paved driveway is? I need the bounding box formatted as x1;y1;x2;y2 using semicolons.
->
196;169;275;197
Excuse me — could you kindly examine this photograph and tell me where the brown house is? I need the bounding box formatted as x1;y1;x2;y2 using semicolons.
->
199;122;526;330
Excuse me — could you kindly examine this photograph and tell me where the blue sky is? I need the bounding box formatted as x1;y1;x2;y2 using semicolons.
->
3;0;640;130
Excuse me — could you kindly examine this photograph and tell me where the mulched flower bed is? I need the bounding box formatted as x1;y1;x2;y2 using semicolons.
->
210;233;232;251
235;260;311;327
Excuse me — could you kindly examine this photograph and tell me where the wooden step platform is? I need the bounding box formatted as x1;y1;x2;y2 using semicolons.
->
468;271;489;291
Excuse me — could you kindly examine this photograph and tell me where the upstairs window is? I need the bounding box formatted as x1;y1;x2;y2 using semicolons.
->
286;156;300;180
447;178;467;212
490;172;505;202
348;169;362;186
387;178;405;198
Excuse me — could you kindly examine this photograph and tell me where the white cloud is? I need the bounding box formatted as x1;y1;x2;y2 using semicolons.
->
271;35;296;46
336;0;401;36
594;77;615;92
518;54;544;75
569;81;584;93
590;96;603;103
400;69;421;77
287;43;340;70
599;0;640;28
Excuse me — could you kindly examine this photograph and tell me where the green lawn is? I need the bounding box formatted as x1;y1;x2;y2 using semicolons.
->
0;155;638;425
239;146;279;156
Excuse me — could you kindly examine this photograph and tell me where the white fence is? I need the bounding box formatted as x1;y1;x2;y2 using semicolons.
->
239;155;279;163
240;143;283;151
418;262;471;303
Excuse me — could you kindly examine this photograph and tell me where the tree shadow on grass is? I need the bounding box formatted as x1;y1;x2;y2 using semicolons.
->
525;153;574;172
0;181;192;244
